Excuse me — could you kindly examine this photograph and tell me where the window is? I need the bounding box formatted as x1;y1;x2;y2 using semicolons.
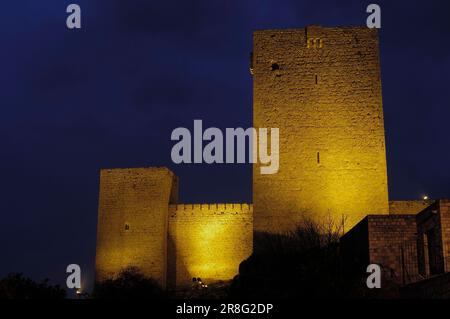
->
124;224;130;231
307;38;323;49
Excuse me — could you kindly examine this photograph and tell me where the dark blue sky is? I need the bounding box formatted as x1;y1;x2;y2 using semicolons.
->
1;0;449;292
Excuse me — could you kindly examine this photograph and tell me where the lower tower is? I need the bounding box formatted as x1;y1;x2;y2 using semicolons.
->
95;167;178;288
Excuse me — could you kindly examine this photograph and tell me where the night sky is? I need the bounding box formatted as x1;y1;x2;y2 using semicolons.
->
1;0;449;292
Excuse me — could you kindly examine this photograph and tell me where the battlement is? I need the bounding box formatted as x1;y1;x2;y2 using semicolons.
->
100;166;175;176
168;202;253;288
253;25;377;42
169;203;252;214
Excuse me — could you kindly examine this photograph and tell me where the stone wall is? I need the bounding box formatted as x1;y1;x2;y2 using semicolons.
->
416;200;450;275
436;200;450;272
340;217;370;278
252;26;389;234
367;215;418;284
342;200;450;286
95;167;252;289
389;200;433;215
341;214;417;284
167;203;253;289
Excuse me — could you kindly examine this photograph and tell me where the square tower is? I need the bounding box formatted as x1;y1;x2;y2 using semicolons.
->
252;26;389;233
95;167;178;288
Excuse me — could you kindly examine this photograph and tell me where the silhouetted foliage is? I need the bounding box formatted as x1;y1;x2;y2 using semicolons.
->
0;273;66;299
229;218;399;298
92;267;166;299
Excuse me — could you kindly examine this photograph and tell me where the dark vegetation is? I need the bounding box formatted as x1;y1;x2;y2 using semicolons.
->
0;273;66;299
92;267;166;299
230;219;346;298
0;220;399;299
229;219;399;298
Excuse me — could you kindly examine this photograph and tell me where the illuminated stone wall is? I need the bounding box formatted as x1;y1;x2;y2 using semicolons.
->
252;26;389;233
95;167;178;288
167;203;253;289
389;200;433;215
95;167;252;289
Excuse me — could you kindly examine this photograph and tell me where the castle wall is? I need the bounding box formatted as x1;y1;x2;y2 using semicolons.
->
167;203;253;289
342;201;450;286
437;200;450;268
367;215;418;284
95;167;178;288
341;215;418;284
252;26;389;233
389;200;433;215
340;217;370;278
416;200;450;274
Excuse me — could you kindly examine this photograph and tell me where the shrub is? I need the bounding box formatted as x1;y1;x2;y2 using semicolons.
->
92;267;166;299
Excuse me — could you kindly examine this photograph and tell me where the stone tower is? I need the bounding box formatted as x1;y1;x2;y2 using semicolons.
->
252;26;389;233
95;167;253;289
95;167;178;288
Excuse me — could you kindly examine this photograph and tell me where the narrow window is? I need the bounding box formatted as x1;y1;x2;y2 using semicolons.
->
315;74;318;84
125;224;130;231
307;38;323;48
317;152;320;164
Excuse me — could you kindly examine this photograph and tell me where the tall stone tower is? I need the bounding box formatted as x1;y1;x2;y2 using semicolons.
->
252;26;389;233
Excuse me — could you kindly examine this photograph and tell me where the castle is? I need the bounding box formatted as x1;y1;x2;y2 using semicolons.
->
95;26;449;292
